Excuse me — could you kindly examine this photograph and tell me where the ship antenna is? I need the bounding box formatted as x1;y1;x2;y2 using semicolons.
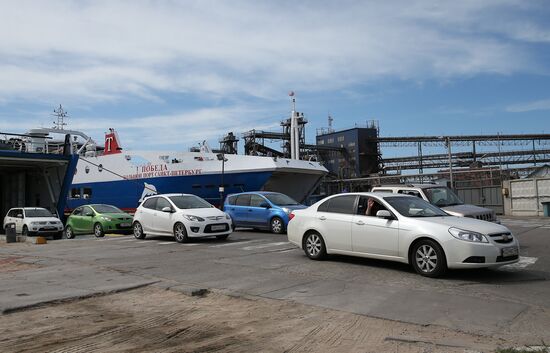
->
52;104;68;130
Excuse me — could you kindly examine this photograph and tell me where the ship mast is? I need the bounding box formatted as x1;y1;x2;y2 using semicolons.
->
289;91;300;160
52;104;68;130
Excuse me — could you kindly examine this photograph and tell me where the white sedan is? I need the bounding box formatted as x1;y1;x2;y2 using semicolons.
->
133;193;232;242
287;193;519;277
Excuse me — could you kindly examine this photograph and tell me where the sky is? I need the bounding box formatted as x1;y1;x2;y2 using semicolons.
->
1;0;550;156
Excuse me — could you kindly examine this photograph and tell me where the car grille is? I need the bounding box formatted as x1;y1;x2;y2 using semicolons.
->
488;232;514;244
204;223;229;233
474;213;494;221
116;217;132;221
207;216;225;221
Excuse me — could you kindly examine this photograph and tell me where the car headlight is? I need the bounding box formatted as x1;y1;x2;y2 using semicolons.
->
448;227;488;243
30;222;39;226
100;216;112;221
225;213;231;220
282;207;291;214
184;215;205;222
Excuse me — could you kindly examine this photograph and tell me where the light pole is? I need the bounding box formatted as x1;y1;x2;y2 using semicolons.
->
217;152;228;208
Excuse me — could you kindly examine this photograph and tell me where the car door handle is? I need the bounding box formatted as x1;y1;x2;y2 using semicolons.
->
318;216;326;220
355;221;365;225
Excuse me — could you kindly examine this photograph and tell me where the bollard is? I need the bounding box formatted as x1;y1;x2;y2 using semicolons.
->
5;223;16;243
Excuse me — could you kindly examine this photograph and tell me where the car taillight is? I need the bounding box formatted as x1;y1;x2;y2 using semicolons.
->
289;212;295;220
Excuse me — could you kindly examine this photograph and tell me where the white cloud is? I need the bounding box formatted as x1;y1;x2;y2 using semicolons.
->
506;98;550;113
0;0;548;105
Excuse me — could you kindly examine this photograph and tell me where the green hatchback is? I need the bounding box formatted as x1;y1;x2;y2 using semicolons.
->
65;204;133;239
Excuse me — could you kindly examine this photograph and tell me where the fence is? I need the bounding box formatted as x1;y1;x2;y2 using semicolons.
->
503;177;550;216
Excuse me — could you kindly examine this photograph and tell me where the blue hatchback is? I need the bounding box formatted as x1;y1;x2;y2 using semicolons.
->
224;192;306;233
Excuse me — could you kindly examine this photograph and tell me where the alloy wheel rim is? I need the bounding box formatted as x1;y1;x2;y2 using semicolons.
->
272;219;282;233
306;234;321;256
416;245;437;273
95;225;101;236
175;224;185;241
66;228;72;238
134;223;142;238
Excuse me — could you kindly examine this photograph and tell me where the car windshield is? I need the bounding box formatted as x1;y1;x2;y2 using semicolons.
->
169;195;212;209
423;187;464;207
25;208;54;218
384;196;449;218
264;193;300;206
92;205;124;214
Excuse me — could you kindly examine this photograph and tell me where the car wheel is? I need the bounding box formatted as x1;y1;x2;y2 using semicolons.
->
22;225;29;236
216;234;229;240
174;222;189;243
94;223;105;238
133;221;146;239
270;217;285;234
411;239;447;278
303;232;327;260
65;226;75;239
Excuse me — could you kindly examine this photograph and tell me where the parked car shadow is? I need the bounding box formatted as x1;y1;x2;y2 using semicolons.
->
323;254;547;284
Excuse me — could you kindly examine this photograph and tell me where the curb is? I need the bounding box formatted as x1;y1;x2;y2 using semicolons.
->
1;281;158;315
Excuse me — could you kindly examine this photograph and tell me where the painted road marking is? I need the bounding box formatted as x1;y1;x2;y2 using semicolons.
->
242;242;289;250
500;256;538;271
118;239;137;242
158;241;174;245
209;240;263;248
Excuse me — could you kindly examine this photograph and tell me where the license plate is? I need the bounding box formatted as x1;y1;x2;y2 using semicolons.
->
211;225;226;231
119;223;131;228
502;246;518;257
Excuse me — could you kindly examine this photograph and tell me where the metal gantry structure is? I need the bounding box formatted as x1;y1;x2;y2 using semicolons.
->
374;134;550;173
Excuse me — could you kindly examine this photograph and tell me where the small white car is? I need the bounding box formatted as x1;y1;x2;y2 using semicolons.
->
132;193;233;242
3;207;64;239
287;192;519;277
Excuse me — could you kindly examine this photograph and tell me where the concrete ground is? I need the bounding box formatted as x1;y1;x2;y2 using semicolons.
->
0;216;549;352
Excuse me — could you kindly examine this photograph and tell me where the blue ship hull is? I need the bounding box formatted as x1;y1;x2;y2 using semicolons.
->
67;171;273;211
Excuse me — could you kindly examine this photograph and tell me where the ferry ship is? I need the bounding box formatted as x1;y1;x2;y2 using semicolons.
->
68;129;327;211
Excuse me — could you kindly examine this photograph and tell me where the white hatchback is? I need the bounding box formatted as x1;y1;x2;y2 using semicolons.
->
287;193;519;277
3;207;64;239
132;193;232;242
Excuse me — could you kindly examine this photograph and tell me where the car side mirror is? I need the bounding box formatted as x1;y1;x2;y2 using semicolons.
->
161;206;173;213
259;202;271;209
376;210;393;219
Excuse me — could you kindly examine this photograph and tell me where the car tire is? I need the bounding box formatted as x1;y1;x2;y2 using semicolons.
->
22;225;29;236
65;226;75;239
174;222;189;243
270;217;285;234
216;234;229;240
411;239;447;278
94;223;105;238
133;222;146;239
303;232;327;260
53;232;63;240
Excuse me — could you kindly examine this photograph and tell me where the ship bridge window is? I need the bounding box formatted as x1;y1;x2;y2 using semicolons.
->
83;188;92;199
70;188;81;199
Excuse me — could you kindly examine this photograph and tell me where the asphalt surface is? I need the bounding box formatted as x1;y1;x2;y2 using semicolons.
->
1;216;549;342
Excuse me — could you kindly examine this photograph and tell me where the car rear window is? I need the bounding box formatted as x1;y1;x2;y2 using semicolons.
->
235;194;251;206
227;195;237;205
317;195;357;214
142;197;157;210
